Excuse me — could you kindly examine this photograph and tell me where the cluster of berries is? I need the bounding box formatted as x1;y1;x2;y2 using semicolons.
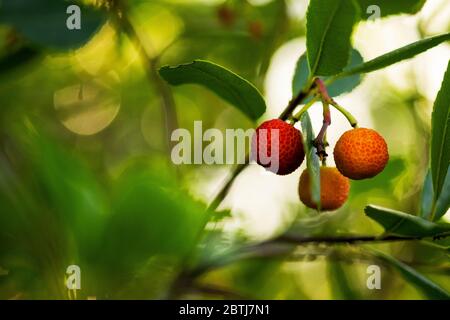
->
252;119;389;211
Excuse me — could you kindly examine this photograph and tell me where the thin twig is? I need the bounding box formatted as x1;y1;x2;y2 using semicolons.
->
113;1;178;155
312;78;331;161
184;232;450;280
273;233;450;244
207;155;249;212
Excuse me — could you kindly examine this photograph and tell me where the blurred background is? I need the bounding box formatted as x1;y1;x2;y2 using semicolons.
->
0;0;449;299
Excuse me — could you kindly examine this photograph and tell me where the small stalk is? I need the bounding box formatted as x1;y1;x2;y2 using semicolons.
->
313;78;331;161
329;99;358;128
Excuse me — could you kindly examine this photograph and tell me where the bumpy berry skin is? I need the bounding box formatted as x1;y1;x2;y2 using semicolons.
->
252;119;305;175
333;128;389;180
298;167;350;211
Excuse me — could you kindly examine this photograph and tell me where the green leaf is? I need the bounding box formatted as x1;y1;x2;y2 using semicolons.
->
435;167;450;221
431;60;450;209
102;164;206;272
26;132;108;260
293;49;364;101
355;0;426;19
0;0;105;50
327;260;359;300
364;205;450;237
159;60;266;120
420;170;434;219
421;167;450;221
0;126;108;262
0;46;40;75
301;112;321;206
339;33;450;77
369;249;450;300
350;158;405;197
306;0;358;76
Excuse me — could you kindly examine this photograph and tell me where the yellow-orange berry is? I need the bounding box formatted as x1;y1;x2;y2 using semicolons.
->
333;128;389;180
298;167;350;211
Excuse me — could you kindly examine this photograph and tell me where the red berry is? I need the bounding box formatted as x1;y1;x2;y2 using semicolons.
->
252;119;305;175
217;5;235;27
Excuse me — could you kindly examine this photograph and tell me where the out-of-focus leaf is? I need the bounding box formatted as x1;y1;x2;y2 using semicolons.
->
0;46;40;75
327;260;359;300
421;167;450;221
23;131;108;260
365;205;450;237
420;170;434;219
369;248;450;300
355;0;426;19
210;209;232;222
101;165;206;272
338;33;450;77
301;112;321;206
0;125;110;298
350;158;405;197
306;0;358;76
292;49;363;100
0;0;105;49
435;167;450;221
159;60;266;120
431;60;450;211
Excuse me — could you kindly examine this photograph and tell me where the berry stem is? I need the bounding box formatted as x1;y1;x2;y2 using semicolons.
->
315;77;359;128
329;99;358;128
313;78;331;161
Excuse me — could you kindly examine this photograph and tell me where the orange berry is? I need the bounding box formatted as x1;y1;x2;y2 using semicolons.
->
298;167;350;211
333;128;389;180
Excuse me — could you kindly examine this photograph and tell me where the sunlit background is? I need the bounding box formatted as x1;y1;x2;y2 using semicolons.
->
0;0;449;299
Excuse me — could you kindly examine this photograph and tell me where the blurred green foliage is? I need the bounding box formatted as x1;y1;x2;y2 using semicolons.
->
0;0;448;300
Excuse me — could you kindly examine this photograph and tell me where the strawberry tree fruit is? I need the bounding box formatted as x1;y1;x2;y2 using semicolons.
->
299;167;350;211
334;128;389;180
252;119;305;175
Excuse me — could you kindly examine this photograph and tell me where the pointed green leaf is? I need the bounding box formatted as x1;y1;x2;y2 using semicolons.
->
420;170;434;219
0;0;105;50
431;60;450;209
421;167;450;221
301;113;321;206
370;249;450;300
365;205;450;237
339;33;450;77
306;0;358;76
356;0;426;19
434;167;450;221
159;60;266;120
